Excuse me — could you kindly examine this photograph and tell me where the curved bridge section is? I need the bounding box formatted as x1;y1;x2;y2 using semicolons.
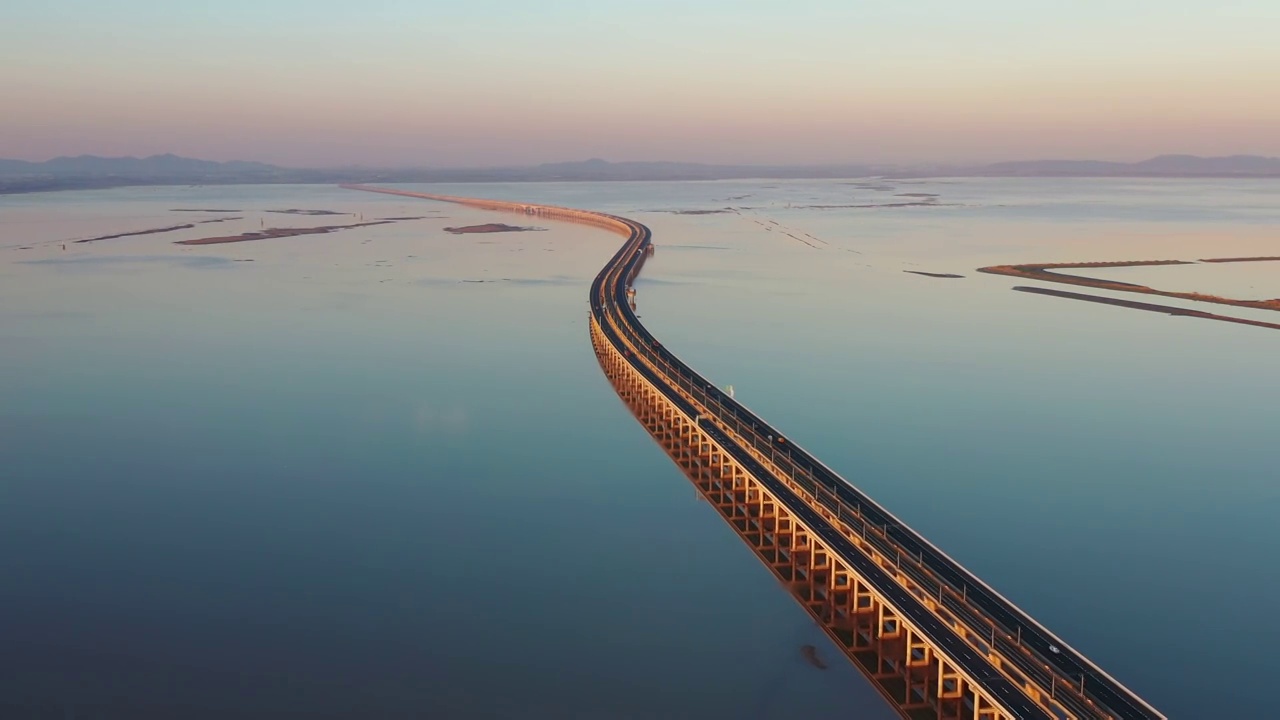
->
343;185;1165;720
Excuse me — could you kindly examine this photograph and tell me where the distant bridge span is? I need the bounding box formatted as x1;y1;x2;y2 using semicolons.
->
343;184;1166;720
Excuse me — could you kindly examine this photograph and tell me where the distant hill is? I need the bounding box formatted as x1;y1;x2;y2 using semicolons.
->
529;158;888;180
0;153;1276;194
0;153;277;178
971;154;1280;177
1133;154;1280;175
0;154;288;193
976;159;1127;176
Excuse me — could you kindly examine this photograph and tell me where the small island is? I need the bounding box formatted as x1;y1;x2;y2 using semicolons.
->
443;223;543;234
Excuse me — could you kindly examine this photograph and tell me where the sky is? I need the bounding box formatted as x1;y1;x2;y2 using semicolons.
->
2;0;1278;167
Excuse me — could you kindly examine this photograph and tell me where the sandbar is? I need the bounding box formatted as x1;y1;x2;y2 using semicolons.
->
905;271;964;278
1199;256;1280;263
267;209;346;216
1014;286;1280;331
979;260;1280;311
174;220;392;245
443;223;543;234
76;224;195;243
801;201;953;209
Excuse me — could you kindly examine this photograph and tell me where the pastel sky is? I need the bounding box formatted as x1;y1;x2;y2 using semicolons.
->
3;0;1278;167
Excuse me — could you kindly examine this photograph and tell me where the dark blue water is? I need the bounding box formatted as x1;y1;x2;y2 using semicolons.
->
0;185;889;719
3;178;1277;717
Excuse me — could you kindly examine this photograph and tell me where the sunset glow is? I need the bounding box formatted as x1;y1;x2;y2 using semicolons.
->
3;0;1278;165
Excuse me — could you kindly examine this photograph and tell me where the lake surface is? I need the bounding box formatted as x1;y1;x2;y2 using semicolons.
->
1;179;1276;718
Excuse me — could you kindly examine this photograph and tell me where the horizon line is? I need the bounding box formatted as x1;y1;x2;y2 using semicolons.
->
6;151;1280;171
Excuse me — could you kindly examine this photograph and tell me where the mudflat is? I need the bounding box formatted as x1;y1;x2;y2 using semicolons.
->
76;224;195;243
174;220;393;245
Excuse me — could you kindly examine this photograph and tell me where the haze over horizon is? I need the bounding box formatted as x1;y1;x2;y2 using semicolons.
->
4;1;1278;167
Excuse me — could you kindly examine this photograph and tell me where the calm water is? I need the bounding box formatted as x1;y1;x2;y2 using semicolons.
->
1;179;1277;718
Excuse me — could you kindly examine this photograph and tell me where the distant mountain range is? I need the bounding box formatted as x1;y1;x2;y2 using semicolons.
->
0;153;276;177
971;154;1280;177
1;153;1277;194
0;154;286;193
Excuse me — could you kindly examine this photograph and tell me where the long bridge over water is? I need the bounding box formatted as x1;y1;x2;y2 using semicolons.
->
344;184;1166;720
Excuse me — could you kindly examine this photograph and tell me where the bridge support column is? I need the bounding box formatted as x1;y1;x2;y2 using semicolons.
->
937;659;965;720
873;603;904;680
808;546;832;617
757;498;779;563
791;525;811;594
904;627;937;708
971;692;1002;720
770;516;790;578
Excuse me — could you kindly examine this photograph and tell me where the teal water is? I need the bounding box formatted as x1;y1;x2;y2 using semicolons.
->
2;179;1277;718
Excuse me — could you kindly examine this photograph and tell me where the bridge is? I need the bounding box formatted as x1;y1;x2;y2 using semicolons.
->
343;184;1166;720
